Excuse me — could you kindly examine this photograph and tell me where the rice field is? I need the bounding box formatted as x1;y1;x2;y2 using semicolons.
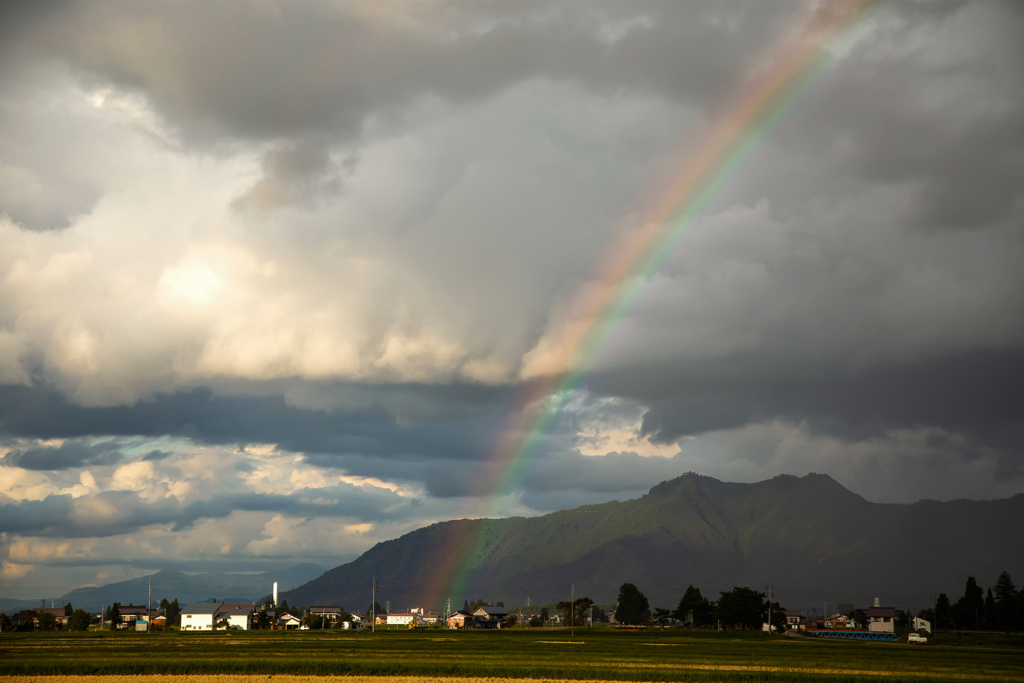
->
1;628;1022;683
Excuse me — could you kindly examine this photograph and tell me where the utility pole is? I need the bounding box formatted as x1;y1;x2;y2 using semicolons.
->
767;585;772;635
371;578;377;633
148;580;152;634
571;583;575;638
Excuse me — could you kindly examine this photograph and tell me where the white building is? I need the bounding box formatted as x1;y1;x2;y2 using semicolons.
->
913;616;931;633
386;613;416;625
226;608;252;630
180;603;222;632
867;606;896;632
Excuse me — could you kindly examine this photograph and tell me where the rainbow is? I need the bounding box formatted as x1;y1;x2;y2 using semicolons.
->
421;0;883;607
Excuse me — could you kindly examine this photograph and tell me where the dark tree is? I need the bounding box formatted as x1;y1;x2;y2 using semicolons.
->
614;583;650;625
716;587;766;630
984;588;996;628
105;603;121;630
528;615;542;627
496;601;504;607
557;597;593;626
673;585;714;626
255;609;272;629
16;609;38;631
69;609;92;631
591;605;607;623
168;598;181;625
767;602;787;633
37;611;58;630
935;594;951;629
365;601;384;616
462;600;470;612
953;576;984;630
993;571;1020;631
540;606;549;624
64;603;73;616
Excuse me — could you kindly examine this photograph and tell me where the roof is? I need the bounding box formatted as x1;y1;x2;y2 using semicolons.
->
218;603;256;612
119;606;150;615
867;607;896;618
227;608;252;616
387;613;417;617
181;602;222;615
309;606;344;613
473;606;508;617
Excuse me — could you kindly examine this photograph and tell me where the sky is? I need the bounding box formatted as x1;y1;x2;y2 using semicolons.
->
0;0;1023;599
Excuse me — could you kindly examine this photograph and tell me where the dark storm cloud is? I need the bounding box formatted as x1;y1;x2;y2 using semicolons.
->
0;483;413;538
0;382;509;462
614;349;1024;477
0;0;1021;509
3;439;125;471
789;2;1024;230
9;0;787;144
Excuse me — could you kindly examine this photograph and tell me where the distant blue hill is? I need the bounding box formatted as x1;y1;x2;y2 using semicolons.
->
4;563;325;613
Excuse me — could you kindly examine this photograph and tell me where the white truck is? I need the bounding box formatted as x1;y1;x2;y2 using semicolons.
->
908;633;928;644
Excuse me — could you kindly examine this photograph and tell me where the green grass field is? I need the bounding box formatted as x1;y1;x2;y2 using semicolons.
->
1;627;1022;682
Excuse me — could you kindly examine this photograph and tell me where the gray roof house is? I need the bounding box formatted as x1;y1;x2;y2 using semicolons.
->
472;605;508;629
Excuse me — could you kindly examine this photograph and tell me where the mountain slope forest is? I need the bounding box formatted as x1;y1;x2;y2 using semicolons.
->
281;473;1024;613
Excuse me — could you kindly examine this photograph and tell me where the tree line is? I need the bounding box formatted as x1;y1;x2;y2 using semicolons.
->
927;571;1024;632
608;582;781;630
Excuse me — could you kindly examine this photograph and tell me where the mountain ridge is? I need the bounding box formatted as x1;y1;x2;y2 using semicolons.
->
281;473;1024;612
12;563;327;612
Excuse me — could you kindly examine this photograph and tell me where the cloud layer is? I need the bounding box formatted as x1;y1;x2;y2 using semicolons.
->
0;0;1022;598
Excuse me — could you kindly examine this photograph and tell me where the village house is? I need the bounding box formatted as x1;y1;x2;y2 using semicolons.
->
471;605;508;629
825;613;852;629
277;612;301;630
867;598;896;633
309;606;346;625
117;605;150;628
180;603;222;632
446;611;473;629
783;610;803;631
913;616;931;633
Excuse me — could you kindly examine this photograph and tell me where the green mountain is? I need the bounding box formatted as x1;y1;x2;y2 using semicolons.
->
282;473;1024;612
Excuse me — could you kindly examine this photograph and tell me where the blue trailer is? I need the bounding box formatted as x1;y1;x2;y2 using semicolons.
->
806;629;899;642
